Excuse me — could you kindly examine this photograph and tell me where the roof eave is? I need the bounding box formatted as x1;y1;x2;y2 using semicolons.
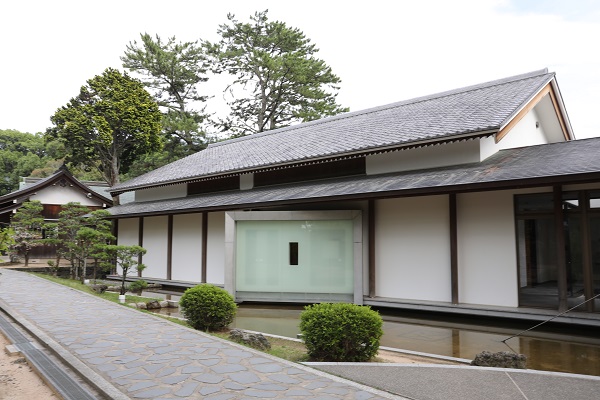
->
110;129;498;196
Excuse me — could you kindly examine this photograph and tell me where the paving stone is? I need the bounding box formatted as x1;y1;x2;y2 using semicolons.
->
252;363;283;373
162;374;189;384
199;386;222;396
252;383;287;391
354;392;377;400
127;381;157;392
303;381;329;389
229;372;261;384
211;365;247;374
175;382;199;397
204;394;236;400
248;357;272;365
108;369;140;379
243;389;278;398
170;360;192;367
323;386;350;395
132;388;172;398
223;382;246;390
198;359;220;366
285;388;313;396
192;373;224;384
155;366;179;378
268;374;301;384
96;364;118;372
105;350;125;357
143;364;166;374
115;355;142;364
181;365;207;374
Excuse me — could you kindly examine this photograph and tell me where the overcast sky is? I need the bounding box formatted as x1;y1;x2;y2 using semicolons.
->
1;0;599;138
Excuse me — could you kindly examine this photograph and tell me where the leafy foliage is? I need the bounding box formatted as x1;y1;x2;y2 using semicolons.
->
129;279;148;294
9;200;44;266
0;227;15;256
179;284;237;331
299;303;383;362
122;33;210;154
46;68;162;194
102;244;147;295
210;10;348;136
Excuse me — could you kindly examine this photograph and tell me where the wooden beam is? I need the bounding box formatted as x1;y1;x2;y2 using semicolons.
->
450;194;459;304
166;215;173;281
497;85;550;143
138;217;144;277
547;84;571;141
554;186;568;312
580;191;594;312
201;211;208;283
368;200;376;298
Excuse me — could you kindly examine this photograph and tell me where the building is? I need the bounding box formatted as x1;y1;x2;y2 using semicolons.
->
107;69;600;322
0;166;113;258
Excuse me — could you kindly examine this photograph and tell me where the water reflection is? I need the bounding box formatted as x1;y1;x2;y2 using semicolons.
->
147;298;600;376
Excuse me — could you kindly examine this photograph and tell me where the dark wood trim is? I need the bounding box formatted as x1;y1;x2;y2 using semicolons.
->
554;186;568;311
138;217;144;277
201;212;208;283
580;191;594;312
368;200;376;298
449;193;459;304
167;215;173;280
106;173;600;220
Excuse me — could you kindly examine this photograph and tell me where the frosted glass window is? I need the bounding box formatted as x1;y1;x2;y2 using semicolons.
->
236;220;354;294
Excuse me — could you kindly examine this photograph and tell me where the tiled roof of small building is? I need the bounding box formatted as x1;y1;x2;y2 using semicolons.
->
106;137;600;217
111;69;558;194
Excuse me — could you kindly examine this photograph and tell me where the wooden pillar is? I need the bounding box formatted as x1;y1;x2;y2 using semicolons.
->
554;186;568;312
450;193;459;304
138;217;144;277
166;215;173;280
201;211;208;283
580;191;594;312
368;200;376;298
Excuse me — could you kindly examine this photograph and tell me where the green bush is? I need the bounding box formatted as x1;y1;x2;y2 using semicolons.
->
179;284;237;331
299;303;383;362
129;280;148;294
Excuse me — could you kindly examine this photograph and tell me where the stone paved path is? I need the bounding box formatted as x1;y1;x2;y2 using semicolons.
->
0;269;401;399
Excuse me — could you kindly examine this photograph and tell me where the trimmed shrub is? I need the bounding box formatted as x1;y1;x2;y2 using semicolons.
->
300;303;383;362
179;284;237;331
129;280;148;294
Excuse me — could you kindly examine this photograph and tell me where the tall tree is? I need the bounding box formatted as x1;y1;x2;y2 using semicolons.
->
46;68;162;202
210;10;349;136
0;130;50;195
121;34;210;154
9;200;44;266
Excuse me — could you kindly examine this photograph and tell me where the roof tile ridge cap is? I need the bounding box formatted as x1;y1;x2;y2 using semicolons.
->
208;70;552;149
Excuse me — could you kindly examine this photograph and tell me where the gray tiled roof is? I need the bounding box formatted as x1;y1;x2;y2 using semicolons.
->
111;69;557;194
106;137;600;217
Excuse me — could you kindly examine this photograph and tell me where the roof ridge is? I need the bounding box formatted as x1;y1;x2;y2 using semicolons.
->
208;68;552;149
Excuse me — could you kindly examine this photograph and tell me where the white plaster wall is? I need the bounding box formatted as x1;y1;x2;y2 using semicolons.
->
171;213;203;282
240;173;254;190
134;183;187;202
366;140;480;175
375;196;451;302
480;101;565;161
457;191;519;307
117;218;139;246
30;185;105;207
207;212;225;284
142;216;168;279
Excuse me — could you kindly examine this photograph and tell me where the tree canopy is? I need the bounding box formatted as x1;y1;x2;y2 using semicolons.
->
46;68;162;199
122;33;210;154
209;10;348;136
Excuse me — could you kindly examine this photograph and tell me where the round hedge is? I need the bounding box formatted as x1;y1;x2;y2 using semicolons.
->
179;284;237;331
299;302;383;362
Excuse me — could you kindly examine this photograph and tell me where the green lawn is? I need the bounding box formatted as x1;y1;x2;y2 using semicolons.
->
29;272;310;362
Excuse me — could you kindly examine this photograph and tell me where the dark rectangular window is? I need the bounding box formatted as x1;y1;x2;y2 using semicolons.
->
188;176;239;196
254;157;365;187
289;242;299;265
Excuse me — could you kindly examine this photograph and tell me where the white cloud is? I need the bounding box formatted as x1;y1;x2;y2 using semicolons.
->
1;0;598;138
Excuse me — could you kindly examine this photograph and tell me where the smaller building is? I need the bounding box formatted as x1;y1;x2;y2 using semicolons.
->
0;166;113;258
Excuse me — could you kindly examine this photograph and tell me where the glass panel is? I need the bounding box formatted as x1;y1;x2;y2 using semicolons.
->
591;216;600;312
516;193;554;213
235;220;354;294
517;218;559;309
590;191;600;209
565;213;586;310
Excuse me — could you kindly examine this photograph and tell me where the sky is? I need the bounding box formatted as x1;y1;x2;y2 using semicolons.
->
1;0;599;138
